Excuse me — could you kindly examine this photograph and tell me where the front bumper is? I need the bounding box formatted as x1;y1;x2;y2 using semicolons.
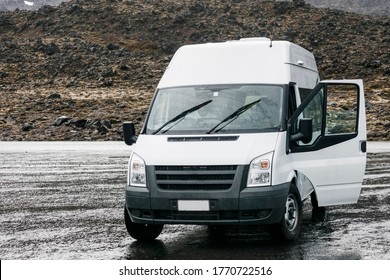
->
125;181;289;225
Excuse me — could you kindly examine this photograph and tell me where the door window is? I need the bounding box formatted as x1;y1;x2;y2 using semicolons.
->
325;84;358;135
292;88;324;146
289;82;360;151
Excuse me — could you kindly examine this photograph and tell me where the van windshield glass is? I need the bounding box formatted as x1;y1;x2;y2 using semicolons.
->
145;85;284;135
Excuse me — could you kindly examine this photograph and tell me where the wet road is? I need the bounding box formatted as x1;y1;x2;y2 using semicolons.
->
0;142;389;260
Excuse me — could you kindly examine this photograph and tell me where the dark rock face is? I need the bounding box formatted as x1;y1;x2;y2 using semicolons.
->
1;1;388;16
0;0;389;141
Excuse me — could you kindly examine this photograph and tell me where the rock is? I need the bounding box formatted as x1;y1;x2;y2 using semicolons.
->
101;120;112;129
370;60;381;69
66;80;78;87
293;0;306;7
173;15;186;24
100;69;116;78
189;3;205;13
107;43;119;51
365;60;381;69
98;125;109;133
119;64;129;71
71;119;87;128
90;119;112;134
22;123;33;131
47;92;61;99
365;101;373;110
44;42;60;55
100;78;113;87
54;116;72;126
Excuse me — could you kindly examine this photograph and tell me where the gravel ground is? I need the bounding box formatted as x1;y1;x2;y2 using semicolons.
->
0;142;389;259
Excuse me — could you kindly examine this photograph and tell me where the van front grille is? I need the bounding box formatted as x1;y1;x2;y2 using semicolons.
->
154;165;237;190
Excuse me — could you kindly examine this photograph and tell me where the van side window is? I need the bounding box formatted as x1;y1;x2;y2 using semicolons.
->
325;84;358;135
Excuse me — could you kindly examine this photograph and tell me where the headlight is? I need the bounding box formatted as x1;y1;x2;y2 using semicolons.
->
247;152;274;187
128;153;146;187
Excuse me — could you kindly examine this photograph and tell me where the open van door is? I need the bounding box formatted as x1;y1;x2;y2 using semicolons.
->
287;80;367;206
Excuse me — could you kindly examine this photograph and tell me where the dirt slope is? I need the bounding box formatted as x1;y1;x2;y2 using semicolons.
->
0;0;389;140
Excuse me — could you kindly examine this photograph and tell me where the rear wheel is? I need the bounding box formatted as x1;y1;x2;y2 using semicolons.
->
124;207;163;241
272;184;302;241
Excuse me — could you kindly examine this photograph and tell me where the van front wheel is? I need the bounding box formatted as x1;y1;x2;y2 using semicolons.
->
124;207;164;241
272;184;302;241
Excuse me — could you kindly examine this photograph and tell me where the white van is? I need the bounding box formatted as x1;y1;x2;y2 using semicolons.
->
123;38;367;241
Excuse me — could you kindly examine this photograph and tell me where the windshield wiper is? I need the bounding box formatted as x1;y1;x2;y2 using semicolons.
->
152;100;212;135
206;98;262;134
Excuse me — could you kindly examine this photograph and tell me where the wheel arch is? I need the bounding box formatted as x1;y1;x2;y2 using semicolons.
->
294;170;315;201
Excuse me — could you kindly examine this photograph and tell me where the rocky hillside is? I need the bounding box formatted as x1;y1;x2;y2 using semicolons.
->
0;0;389;141
2;0;390;16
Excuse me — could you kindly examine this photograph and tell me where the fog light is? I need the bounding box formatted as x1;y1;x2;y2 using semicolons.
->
131;209;141;217
256;209;271;218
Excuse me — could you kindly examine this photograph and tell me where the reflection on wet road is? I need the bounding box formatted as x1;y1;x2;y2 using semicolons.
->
0;142;389;259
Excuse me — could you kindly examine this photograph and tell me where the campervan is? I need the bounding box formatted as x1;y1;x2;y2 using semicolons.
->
123;38;367;241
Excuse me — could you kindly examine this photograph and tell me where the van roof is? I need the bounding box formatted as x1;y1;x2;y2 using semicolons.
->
157;38;319;89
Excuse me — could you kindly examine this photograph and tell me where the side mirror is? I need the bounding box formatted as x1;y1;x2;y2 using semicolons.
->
290;118;312;144
123;122;138;146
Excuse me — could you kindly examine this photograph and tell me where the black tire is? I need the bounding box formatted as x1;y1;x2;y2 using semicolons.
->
207;225;227;240
272;183;302;241
124;207;163;242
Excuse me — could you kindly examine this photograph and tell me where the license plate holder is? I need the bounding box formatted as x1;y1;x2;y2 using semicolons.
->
177;200;210;211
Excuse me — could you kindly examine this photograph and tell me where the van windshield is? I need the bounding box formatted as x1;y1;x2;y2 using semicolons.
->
145;84;284;135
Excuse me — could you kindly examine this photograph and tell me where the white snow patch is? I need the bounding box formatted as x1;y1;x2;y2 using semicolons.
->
24;1;34;6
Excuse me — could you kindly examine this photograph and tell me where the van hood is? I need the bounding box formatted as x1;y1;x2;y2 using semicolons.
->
132;133;279;166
